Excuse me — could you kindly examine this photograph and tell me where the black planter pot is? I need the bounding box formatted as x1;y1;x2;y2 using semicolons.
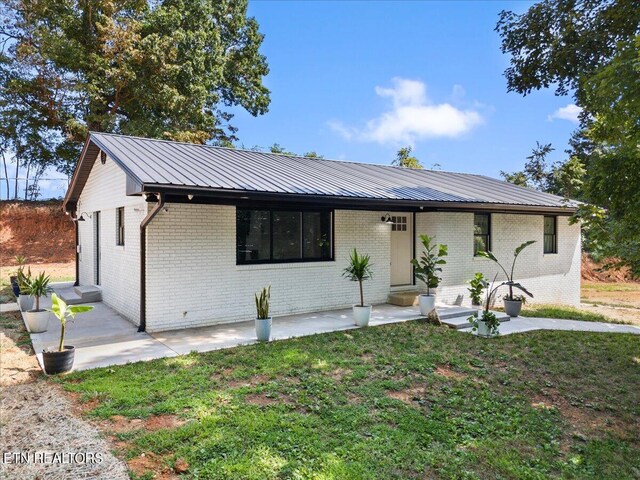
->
42;346;75;375
9;276;20;297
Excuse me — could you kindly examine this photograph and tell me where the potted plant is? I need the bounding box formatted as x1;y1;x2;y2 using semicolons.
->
9;255;26;297
342;248;373;326
468;272;486;309
468;274;501;338
476;240;535;317
255;286;272;341
411;235;448;316
17;263;34;312
24;272;52;333
43;293;94;374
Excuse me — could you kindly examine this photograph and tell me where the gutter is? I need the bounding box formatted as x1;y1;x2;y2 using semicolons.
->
139;193;164;332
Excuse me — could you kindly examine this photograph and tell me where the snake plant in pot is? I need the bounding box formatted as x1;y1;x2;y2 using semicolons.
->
476;240;535;316
255;286;272;341
43;293;94;374
342;249;374;326
24;272;52;333
411;235;448;316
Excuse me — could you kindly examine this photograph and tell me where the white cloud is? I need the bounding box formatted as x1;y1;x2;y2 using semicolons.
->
328;77;484;145
548;104;581;123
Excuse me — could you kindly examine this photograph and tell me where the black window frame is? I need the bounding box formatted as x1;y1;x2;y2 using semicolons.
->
236;207;334;265
473;213;491;256
116;207;125;246
543;215;558;254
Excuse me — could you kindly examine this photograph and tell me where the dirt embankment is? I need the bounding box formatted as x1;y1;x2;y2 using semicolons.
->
581;254;636;283
0;201;75;266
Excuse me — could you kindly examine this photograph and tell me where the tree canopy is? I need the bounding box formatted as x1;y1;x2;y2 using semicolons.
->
496;0;640;275
392;147;423;169
0;0;270;197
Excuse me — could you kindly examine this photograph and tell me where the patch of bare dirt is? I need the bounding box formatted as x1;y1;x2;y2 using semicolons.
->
329;367;352;381
244;392;294;407
0;310;129;479
434;365;467;381
386;386;426;405
225;373;270;388
127;451;179;479
581;254;637;283
0;201;75;265
532;388;633;442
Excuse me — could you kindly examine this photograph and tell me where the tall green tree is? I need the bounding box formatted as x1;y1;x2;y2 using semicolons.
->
0;0;270;195
496;0;640;275
392;146;423;169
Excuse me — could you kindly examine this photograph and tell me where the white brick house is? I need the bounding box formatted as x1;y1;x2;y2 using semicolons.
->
63;133;581;333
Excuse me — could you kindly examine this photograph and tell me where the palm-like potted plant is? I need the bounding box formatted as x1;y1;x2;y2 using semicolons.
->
468;272;486;309
17;262;34;312
24;272;52;333
411;235;448;316
342;248;374;326
43;293;94;374
255;286;272;341
476;240;535;316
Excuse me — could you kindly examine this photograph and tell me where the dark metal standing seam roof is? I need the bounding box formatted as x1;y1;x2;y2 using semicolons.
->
64;132;579;211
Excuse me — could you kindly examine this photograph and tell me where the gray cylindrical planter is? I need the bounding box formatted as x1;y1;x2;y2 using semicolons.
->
503;299;523;317
18;295;34;312
255;317;272;342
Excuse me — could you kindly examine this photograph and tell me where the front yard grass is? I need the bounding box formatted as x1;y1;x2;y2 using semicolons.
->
55;321;640;479
518;304;618;323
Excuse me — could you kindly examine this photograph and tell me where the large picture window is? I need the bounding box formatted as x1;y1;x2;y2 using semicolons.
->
237;208;333;264
544;216;557;254
474;213;490;255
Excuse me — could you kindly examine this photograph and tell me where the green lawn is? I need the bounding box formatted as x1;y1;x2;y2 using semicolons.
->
518;304;618;323
56;321;640;479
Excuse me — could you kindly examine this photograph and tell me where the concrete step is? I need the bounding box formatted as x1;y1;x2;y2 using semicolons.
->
73;285;102;303
387;291;419;306
441;310;510;330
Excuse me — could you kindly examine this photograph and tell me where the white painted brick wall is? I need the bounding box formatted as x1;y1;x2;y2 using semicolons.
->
415;212;581;307
76;155;146;324
145;205;391;332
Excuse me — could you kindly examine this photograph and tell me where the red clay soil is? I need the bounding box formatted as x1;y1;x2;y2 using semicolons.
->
581;254;636;283
0;201;75;265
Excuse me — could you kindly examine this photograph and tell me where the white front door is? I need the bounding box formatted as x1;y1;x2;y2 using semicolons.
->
390;213;413;286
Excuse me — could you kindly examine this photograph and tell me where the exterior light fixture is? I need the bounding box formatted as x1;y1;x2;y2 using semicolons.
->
187;194;194;200
76;212;92;222
100;151;107;165
380;213;394;224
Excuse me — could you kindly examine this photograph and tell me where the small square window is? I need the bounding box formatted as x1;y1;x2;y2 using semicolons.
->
116;207;125;246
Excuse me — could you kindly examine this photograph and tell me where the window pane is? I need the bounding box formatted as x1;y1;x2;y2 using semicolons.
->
544;235;555;253
273;211;302;260
237;210;270;262
544;216;555;235
303;211;331;259
474;214;489;235
474;235;487;255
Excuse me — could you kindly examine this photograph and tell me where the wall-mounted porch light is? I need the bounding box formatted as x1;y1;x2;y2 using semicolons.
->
380;213;394;224
187;194;194;201
76;212;92;222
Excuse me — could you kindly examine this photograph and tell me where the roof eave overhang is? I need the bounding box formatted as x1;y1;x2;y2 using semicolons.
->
137;183;578;215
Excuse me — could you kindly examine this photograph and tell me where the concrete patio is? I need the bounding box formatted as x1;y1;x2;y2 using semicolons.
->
21;283;640;372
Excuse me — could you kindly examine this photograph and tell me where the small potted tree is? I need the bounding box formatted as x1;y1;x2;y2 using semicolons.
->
24;272;52;333
468;272;486;310
43;293;94;374
17;264;34;312
477;240;535;316
342;249;374;326
411;235;448;316
255;286;272;341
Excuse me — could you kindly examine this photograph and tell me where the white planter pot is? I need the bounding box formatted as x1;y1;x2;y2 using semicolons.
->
352;305;372;327
18;295;34;312
418;294;436;316
476;318;499;338
25;310;50;333
255;317;272;342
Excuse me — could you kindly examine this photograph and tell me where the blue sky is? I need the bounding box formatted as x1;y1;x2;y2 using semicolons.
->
232;0;579;176
7;1;581;200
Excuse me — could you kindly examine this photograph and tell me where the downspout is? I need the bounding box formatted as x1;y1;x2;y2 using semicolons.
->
139;193;165;332
72;212;80;286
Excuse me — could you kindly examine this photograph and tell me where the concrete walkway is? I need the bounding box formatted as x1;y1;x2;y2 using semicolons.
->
462;316;640;336
23;284;639;371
